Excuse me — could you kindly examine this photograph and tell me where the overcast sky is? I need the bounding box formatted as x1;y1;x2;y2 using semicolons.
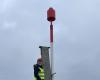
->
0;0;100;80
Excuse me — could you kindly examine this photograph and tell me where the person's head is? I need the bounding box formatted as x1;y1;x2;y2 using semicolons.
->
37;58;43;65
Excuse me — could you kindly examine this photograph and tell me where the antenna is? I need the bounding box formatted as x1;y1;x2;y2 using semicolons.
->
47;7;56;80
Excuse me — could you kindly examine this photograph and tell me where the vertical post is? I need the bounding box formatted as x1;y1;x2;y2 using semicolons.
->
39;46;51;80
47;8;56;80
50;22;54;80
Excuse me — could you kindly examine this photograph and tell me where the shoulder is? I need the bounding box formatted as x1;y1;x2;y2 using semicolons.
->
34;64;36;66
34;64;40;68
34;64;37;67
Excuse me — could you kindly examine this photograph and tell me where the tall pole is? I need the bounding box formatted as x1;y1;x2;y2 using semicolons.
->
50;22;54;80
47;7;56;80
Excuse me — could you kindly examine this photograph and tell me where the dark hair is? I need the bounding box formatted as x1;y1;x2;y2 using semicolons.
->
37;58;42;63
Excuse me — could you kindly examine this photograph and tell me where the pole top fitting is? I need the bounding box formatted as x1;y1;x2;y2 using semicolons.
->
47;7;56;22
39;46;50;49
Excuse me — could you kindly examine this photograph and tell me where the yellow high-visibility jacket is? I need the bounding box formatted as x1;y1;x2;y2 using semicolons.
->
34;64;44;80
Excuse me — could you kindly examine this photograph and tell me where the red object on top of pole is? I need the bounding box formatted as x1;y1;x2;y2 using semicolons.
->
47;7;56;22
47;7;56;43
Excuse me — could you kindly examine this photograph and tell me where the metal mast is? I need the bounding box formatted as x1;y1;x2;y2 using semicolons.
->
47;7;56;80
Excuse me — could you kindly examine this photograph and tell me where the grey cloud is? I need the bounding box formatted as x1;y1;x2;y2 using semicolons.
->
0;0;100;80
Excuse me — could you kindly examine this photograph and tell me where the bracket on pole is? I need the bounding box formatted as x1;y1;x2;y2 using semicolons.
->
39;46;52;80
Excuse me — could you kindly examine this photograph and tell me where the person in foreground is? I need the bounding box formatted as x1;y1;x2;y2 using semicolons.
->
33;58;44;80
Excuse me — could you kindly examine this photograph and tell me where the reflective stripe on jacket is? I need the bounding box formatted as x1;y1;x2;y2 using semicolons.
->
34;64;44;80
38;67;44;80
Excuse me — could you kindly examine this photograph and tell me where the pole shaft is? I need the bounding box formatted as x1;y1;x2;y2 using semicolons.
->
50;42;54;80
50;22;54;80
50;22;53;43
